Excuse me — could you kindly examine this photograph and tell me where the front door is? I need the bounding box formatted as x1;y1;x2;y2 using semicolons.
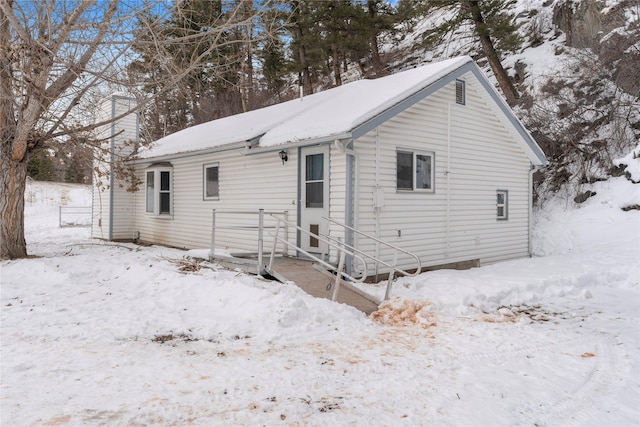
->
300;145;329;254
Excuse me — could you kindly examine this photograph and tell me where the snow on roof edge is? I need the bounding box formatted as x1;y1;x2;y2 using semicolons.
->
137;56;484;160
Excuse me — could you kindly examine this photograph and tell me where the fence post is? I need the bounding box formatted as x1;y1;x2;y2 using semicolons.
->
269;216;282;272
332;239;346;302
210;209;216;261
384;251;398;300
258;209;264;275
283;210;289;256
59;206;62;228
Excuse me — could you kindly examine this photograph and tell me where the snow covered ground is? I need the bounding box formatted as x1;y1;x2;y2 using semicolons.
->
1;178;639;426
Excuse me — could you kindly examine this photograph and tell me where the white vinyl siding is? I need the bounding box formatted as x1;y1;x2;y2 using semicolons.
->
353;71;531;273
125;70;533;274
133;148;299;252
91;95;137;241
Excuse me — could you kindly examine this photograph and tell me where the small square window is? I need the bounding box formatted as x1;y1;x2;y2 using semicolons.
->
455;79;465;105
497;190;508;220
396;150;435;192
203;163;219;200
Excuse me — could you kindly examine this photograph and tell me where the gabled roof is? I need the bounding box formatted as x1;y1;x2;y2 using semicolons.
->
138;56;546;166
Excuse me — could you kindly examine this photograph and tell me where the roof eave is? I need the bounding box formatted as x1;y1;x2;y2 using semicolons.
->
350;60;547;167
244;132;353;156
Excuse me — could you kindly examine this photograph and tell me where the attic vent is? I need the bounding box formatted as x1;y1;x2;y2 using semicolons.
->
455;79;465;105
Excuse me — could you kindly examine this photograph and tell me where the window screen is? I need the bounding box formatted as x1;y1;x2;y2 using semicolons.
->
146;171;154;213
396;151;413;190
204;164;219;199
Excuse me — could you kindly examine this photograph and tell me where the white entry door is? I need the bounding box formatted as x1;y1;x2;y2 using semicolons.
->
300;145;329;254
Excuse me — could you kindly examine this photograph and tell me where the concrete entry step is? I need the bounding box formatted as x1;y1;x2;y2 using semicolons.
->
268;257;380;315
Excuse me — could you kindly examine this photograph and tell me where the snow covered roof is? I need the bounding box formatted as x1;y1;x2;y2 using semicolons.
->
137;56;546;166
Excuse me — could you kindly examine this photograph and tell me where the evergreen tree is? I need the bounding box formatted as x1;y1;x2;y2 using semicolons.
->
26;151;54;182
416;0;522;106
128;0;271;141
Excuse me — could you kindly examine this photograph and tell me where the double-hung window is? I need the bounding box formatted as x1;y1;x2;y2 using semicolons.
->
145;164;173;216
396;149;435;192
496;189;508;220
203;163;219;200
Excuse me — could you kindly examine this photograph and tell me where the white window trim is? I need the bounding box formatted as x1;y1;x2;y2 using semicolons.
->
396;149;435;193
203;162;220;201
497;189;508;220
145;165;173;217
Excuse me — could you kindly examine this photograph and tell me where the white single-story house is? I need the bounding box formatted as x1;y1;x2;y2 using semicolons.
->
92;56;546;279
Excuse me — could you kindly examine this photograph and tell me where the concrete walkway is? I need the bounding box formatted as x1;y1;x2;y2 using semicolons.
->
268;257;380;315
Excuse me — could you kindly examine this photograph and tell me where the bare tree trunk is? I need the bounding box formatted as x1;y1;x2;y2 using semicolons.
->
0;151;27;259
367;1;383;75
294;25;313;95
332;44;342;86
290;1;313;95
0;0;26;259
465;0;519;106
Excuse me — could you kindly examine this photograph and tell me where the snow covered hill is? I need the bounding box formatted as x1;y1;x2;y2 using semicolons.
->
1;169;638;424
390;0;639;198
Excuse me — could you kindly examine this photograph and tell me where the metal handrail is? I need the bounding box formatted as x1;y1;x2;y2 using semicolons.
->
267;215;369;284
210;209;289;274
322;216;421;300
323;216;422;276
267;213;421;301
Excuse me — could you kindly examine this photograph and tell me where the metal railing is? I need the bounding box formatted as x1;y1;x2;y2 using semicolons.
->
267;214;421;301
322;216;422;300
209;209;289;274
59;206;92;228
267;214;369;302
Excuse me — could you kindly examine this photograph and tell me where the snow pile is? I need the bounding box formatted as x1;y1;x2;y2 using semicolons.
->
616;142;640;183
2;177;638;426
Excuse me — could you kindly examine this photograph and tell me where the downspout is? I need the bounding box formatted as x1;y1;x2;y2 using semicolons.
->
133;107;140;242
445;102;451;258
528;164;540;257
334;138;358;274
108;96;116;241
374;127;381;279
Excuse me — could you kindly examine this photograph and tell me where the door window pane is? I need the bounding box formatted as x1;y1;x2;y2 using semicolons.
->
306;154;324;181
306;182;323;208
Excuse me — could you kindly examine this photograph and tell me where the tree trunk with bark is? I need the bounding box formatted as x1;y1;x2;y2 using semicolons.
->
465;0;519;106
332;44;342;86
368;1;384;76
0;145;28;259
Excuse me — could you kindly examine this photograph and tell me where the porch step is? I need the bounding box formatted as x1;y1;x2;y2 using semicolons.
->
268;257;380;315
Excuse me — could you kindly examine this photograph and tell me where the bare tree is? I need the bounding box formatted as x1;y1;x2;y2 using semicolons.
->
0;0;279;259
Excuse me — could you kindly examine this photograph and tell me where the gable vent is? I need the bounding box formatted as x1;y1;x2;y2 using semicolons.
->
455;79;465;105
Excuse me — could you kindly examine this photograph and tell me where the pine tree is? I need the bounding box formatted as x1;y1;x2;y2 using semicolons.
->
416;0;522;106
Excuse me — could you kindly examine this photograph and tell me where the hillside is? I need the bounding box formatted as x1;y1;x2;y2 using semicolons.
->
386;0;639;203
